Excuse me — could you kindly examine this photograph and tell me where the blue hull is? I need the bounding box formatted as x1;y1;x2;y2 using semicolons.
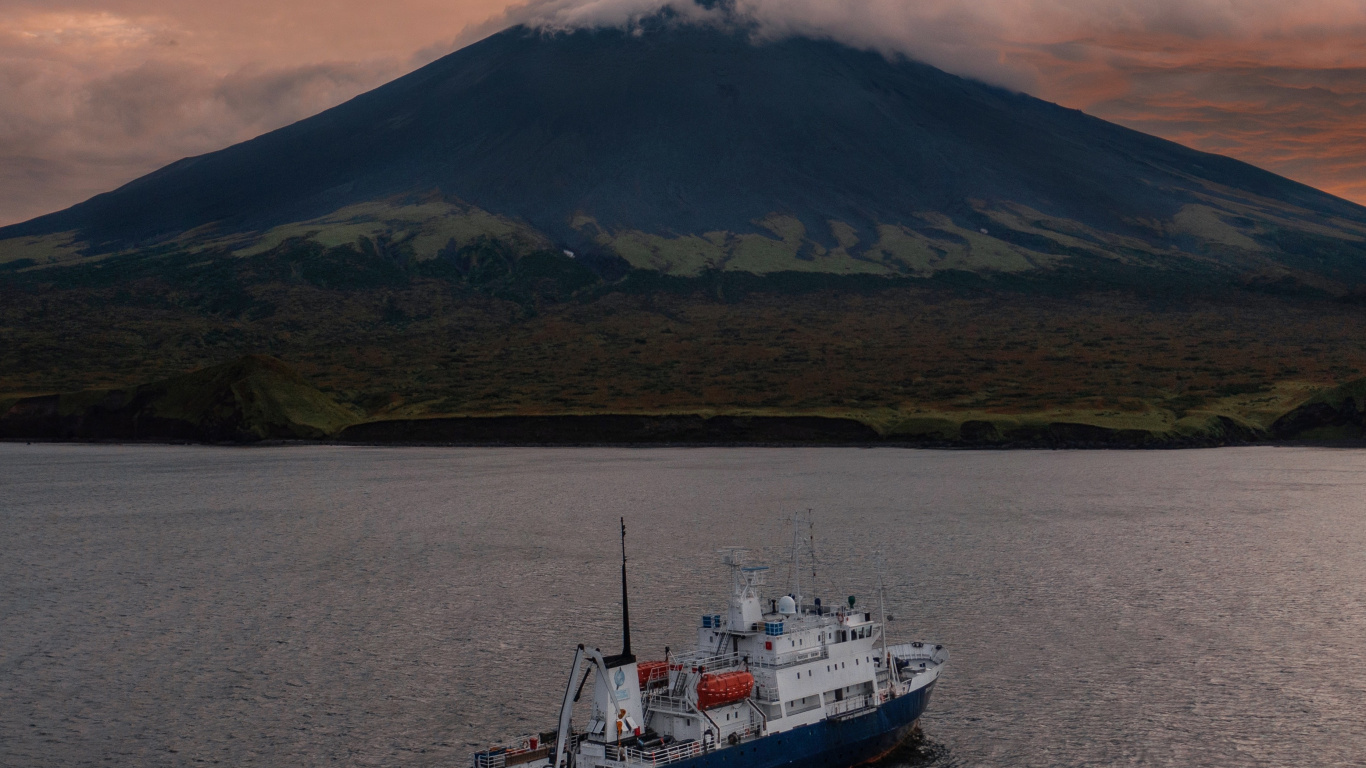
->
667;683;935;768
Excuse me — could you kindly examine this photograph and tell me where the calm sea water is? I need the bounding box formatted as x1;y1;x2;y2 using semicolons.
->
2;444;1364;767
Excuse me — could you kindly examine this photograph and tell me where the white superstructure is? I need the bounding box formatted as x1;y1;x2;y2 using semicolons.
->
472;523;948;768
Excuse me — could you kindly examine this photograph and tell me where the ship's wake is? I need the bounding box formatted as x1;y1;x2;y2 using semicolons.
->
872;735;956;767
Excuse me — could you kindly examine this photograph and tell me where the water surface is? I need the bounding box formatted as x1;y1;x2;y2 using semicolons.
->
2;445;1364;766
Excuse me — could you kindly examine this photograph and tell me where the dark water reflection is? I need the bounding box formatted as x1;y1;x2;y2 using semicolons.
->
2;445;1364;767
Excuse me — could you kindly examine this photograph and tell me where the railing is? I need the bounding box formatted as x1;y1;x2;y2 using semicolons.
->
751;684;781;703
644;690;694;714
887;642;950;668
641;664;671;688
472;745;550;768
473;735;583;768
825;693;875;719
723;724;761;743
605;740;704;767
645;650;749;713
671;650;746;673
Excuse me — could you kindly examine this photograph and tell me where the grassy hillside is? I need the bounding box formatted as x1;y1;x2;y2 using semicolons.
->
0;355;358;442
3;232;1366;444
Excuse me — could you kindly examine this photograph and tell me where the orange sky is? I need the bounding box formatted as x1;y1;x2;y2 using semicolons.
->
2;0;1364;225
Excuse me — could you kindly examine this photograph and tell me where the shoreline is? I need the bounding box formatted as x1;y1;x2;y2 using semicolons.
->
6;414;1363;449
6;357;1363;450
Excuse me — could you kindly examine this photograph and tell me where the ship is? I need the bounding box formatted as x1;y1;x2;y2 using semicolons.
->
473;519;948;768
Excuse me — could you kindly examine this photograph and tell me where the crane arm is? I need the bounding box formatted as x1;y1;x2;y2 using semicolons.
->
552;645;586;768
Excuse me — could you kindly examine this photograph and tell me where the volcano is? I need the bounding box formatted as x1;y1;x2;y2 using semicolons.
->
4;21;1366;284
7;20;1366;444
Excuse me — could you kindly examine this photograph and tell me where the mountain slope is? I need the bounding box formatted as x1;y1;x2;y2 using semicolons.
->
5;18;1366;444
4;22;1366;285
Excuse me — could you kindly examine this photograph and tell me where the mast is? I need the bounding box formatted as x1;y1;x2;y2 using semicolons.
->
620;517;632;658
789;510;818;611
875;552;896;685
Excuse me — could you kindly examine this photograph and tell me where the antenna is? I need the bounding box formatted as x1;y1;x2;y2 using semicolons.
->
620;517;632;658
789;510;819;610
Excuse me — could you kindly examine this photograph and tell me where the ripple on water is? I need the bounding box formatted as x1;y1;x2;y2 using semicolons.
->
1;445;1364;767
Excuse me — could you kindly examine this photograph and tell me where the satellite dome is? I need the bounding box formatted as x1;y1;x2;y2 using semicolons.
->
777;595;797;615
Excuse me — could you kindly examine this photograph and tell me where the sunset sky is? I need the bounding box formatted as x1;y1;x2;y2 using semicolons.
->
2;0;1364;226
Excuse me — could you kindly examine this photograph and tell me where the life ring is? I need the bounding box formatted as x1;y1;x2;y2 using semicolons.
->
727;732;740;746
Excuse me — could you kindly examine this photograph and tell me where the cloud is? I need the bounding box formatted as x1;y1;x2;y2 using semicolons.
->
530;0;724;30
0;3;506;225
513;0;1366;206
0;51;402;224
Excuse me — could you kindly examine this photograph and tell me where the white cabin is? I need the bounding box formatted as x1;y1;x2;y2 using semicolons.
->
472;545;947;768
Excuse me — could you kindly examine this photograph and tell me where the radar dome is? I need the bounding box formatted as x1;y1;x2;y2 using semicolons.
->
777;595;797;615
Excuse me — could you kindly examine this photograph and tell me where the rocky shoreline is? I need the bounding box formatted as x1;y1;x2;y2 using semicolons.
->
4;356;1365;448
330;414;1258;449
0;413;1330;449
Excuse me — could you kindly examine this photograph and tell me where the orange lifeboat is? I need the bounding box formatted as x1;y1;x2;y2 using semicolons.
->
638;660;670;688
695;671;754;710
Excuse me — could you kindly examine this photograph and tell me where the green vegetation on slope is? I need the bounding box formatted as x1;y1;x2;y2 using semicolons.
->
6;181;1366;300
4;225;1366;445
0;355;358;442
1269;378;1366;440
